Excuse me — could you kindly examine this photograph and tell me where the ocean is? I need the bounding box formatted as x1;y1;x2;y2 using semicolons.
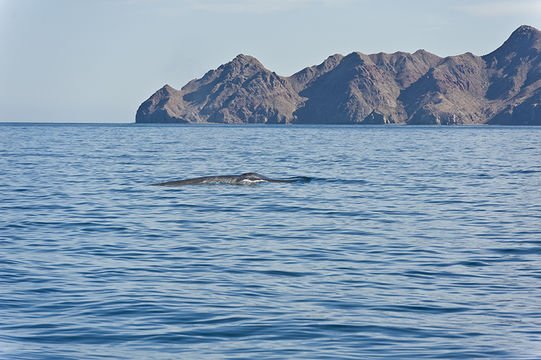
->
1;123;540;359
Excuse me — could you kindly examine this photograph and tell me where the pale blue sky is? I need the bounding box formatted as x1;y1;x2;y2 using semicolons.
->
1;0;540;123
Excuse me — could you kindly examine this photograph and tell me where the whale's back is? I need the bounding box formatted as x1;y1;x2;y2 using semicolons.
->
152;173;299;186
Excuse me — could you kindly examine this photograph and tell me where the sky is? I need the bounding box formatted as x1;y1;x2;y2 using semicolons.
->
0;0;540;123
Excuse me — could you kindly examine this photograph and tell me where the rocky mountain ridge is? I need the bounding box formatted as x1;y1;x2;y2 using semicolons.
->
136;25;540;125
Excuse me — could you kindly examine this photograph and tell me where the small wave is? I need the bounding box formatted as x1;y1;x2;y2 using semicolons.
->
490;247;541;255
298;177;368;185
370;304;470;314
285;176;313;183
508;169;541;174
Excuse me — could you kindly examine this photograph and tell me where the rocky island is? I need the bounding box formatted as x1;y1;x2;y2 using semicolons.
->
136;25;540;125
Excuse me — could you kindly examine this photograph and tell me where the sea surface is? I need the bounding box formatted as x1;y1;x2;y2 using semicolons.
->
1;123;541;359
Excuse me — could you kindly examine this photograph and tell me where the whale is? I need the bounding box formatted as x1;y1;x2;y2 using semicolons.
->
151;172;303;186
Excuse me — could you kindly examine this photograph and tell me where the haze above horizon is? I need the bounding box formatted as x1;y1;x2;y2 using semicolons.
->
1;0;540;123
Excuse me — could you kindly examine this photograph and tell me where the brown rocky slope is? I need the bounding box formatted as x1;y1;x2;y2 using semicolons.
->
136;25;540;125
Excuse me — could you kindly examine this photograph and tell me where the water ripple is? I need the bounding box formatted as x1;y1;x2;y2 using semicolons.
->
1;124;540;359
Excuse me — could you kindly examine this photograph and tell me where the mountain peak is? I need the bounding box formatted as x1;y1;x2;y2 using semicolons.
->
161;84;176;92
155;84;179;96
513;25;540;36
231;54;263;66
342;51;373;65
508;25;540;46
487;25;541;57
213;54;267;76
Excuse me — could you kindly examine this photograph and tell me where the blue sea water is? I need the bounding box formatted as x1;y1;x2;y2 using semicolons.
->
1;123;541;359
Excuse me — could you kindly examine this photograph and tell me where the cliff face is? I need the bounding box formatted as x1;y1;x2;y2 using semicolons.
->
484;25;541;125
293;50;441;124
136;26;541;125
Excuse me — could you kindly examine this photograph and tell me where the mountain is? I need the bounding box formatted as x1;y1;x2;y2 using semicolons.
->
136;25;541;125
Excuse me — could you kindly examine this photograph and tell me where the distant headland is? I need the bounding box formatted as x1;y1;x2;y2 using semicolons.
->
136;25;540;125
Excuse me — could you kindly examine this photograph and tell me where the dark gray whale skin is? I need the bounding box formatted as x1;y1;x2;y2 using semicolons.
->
151;172;298;186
